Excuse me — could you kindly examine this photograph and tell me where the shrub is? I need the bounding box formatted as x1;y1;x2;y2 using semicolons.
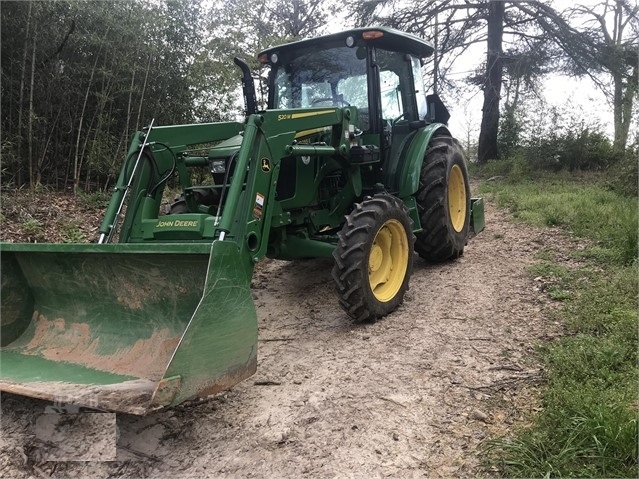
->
605;143;638;197
497;100;622;173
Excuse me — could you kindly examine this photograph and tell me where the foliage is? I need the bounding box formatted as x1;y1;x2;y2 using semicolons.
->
603;141;639;197
497;104;524;160
518;0;639;151
21;217;44;237
479;171;638;478
525;125;616;172
58;219;86;243
78;190;110;209
0;0;209;191
203;0;342;116
496;100;621;173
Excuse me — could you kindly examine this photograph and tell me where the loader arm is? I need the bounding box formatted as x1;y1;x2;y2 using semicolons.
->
99;121;244;243
113;107;357;256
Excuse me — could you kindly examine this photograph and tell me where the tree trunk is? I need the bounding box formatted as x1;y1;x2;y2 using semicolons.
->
614;65;637;152
125;67;136;141
73;56;100;193
38;106;62;186
477;0;504;164
17;1;33;186
73;27;110;194
433;12;439;94
28;30;37;189
135;54;152;132
80;59;115;182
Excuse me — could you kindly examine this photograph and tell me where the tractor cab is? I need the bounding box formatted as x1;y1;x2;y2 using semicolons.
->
258;27;448;178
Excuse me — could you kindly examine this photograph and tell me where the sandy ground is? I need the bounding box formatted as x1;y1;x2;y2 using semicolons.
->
0;196;574;478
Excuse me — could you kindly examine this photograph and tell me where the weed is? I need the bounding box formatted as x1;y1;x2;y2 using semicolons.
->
529;263;572;282
22;217;43;235
78;190;110;210
547;287;571;301
534;249;555;261
59;220;86;243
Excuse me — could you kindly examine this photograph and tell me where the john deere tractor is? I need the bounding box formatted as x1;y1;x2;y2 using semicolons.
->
0;27;484;414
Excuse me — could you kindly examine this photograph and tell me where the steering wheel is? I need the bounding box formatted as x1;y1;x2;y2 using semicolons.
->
391;112;408;125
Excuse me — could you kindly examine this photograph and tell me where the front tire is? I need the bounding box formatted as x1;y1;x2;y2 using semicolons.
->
414;137;471;262
332;194;415;322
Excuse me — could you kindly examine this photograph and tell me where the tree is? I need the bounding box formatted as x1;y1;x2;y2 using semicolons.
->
477;0;504;163
1;0;342;189
349;0;570;163
519;0;638;151
0;0;211;190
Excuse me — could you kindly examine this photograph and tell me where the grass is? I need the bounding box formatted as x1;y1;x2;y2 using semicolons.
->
480;176;638;266
21;217;43;236
78;190;110;209
477;161;638;478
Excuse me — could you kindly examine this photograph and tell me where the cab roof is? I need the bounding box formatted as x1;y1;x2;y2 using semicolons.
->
258;26;434;63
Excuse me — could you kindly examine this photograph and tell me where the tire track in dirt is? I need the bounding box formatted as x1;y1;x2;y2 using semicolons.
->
1;195;573;478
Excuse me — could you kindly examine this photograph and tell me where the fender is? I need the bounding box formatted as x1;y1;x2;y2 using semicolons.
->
397;123;450;198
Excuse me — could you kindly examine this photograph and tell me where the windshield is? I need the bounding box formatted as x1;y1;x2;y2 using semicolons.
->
272;46;368;110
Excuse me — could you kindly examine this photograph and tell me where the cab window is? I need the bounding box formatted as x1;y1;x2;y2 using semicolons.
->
376;49;418;123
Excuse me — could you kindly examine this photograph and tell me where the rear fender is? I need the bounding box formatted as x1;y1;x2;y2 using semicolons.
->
397;123;450;198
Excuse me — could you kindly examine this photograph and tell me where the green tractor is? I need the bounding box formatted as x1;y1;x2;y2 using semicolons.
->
0;27;484;414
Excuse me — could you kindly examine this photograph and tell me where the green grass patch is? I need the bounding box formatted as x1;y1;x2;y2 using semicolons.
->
534;249;555;262
58;219;87;243
480;162;638;478
530;263;576;301
21;217;43;235
478;174;638;266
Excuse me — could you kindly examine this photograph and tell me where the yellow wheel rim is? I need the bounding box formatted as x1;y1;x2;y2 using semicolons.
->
368;219;409;302
448;164;467;233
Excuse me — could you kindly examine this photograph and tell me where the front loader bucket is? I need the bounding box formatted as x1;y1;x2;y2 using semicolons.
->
0;241;257;415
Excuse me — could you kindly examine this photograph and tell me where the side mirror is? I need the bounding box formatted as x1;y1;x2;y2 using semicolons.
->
425;94;450;125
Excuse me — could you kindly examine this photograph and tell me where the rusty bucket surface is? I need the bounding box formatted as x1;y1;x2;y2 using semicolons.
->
0;241;257;414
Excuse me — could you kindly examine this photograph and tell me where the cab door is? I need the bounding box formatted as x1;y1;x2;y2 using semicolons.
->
375;50;427;190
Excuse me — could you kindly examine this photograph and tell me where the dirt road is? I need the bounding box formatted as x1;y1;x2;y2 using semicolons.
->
0;197;567;478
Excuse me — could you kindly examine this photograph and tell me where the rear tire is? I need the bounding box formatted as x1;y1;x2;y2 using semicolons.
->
332;194;415;322
415;137;470;262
